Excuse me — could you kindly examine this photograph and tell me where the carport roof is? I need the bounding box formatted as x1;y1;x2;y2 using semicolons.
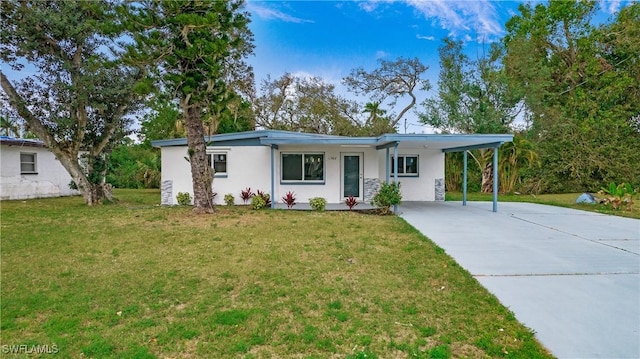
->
151;130;513;152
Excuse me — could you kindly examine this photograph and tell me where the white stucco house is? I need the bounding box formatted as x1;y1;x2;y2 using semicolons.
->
152;130;513;210
0;136;79;200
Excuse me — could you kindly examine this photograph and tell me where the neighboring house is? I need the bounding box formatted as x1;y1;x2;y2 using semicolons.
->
0;136;78;200
152;130;513;208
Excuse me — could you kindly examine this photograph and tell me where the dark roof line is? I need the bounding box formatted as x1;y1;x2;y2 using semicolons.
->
150;130;514;150
0;136;47;148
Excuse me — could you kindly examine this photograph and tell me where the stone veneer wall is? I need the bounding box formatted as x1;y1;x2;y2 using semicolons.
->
161;180;173;205
363;178;381;203
434;178;445;201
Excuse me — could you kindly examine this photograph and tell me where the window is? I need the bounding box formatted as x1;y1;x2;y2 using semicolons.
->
20;153;37;174
391;155;418;176
208;153;227;176
282;153;324;182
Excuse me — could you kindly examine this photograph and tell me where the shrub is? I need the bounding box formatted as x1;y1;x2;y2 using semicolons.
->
176;192;192;206
224;193;235;206
282;191;297;209
309;197;327;211
372;181;402;214
256;190;271;207
345;195;358;211
597;182;636;210
240;187;254;204
251;195;266;210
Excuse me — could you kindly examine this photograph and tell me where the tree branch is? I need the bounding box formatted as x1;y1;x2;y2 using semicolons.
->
1;71;57;148
391;92;416;128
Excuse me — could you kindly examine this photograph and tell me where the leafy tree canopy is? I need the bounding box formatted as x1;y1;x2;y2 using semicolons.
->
343;57;430;129
503;0;640;192
1;0;142;205
121;0;254;212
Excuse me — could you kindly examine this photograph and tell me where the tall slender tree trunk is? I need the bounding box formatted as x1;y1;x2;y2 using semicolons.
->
481;161;494;193
183;103;215;213
469;149;495;194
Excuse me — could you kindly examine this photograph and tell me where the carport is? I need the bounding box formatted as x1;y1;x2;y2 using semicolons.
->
373;133;513;213
400;201;640;358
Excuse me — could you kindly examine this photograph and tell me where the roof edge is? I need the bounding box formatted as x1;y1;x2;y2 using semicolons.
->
151;130;515;148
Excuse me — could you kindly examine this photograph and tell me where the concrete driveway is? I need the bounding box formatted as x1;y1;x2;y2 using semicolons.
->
399;201;640;359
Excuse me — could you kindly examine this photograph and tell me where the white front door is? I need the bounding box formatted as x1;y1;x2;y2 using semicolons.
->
341;153;363;200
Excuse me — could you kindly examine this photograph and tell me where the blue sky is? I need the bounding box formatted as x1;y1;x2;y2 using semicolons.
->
2;1;631;134
246;0;630;132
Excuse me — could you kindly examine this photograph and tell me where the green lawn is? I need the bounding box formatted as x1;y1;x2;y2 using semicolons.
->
1;189;552;358
446;192;640;219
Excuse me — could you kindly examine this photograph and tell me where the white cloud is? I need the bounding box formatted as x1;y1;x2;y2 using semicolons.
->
416;34;435;41
404;0;503;41
246;3;313;23
359;1;379;13
359;0;396;13
290;71;316;81
602;0;622;14
375;50;389;59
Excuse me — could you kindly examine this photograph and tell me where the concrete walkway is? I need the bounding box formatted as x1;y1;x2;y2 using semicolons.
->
399;201;640;359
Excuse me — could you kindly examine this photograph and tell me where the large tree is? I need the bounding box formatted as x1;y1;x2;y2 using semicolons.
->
123;0;254;213
254;73;362;135
503;0;640;192
421;38;520;192
1;0;140;205
421;38;518;134
343;57;430;129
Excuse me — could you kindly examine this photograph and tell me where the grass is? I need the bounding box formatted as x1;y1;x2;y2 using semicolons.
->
1;189;553;358
446;191;640;219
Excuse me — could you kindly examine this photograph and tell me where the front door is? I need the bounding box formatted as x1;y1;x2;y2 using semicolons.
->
342;153;363;200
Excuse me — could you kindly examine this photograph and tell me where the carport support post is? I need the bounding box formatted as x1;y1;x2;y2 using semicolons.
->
463;150;468;206
393;143;399;214
492;145;498;212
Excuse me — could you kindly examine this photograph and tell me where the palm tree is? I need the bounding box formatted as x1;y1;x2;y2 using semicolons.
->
499;134;539;193
466;149;495;193
0;115;21;137
362;102;395;135
363;102;385;126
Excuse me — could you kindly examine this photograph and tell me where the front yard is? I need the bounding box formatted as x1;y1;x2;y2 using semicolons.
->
0;190;552;358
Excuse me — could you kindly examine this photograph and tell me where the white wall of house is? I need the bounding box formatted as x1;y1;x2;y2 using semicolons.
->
160;145;271;205
274;145;382;204
0;144;78;200
160;144;445;205
377;148;445;202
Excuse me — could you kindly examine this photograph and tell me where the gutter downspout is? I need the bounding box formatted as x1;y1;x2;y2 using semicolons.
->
393;142;399;214
385;147;390;184
270;145;276;209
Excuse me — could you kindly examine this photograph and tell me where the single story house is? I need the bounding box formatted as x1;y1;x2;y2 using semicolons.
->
0;136;79;200
152;130;513;211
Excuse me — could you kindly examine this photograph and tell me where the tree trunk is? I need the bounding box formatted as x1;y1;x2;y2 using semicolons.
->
52;150;105;205
183;103;215;213
481;161;494;193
